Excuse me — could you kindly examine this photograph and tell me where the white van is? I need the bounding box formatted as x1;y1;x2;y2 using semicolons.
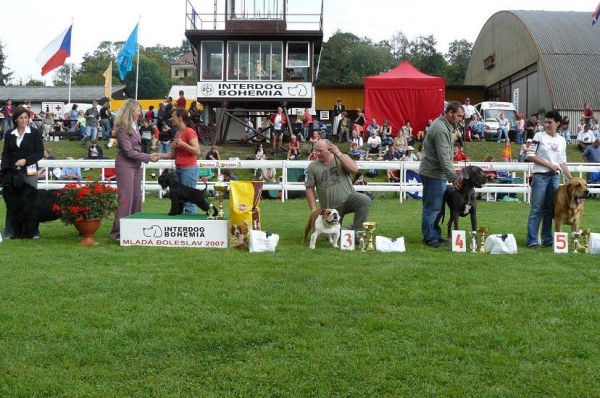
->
473;101;517;141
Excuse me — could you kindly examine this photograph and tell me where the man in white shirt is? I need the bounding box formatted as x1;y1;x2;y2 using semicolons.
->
366;130;381;154
463;98;475;128
577;124;595;151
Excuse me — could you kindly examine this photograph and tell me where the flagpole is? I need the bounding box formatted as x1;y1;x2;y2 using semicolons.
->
135;15;141;100
68;17;73;104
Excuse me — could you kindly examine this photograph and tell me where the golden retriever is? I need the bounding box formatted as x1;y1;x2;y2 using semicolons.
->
554;177;589;233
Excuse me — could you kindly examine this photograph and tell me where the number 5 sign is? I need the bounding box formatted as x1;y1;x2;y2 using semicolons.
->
452;230;467;252
554;232;569;253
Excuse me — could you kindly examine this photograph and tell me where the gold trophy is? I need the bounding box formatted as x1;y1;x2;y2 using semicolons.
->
214;174;228;220
470;231;478;252
478;226;489;253
572;230;582;253
582;229;591;254
363;222;377;251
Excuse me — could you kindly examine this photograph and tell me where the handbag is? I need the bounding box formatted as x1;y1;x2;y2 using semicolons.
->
484;234;517;254
249;230;279;253
375;236;406;252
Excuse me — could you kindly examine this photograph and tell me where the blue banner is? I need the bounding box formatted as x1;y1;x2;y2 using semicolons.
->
116;23;138;81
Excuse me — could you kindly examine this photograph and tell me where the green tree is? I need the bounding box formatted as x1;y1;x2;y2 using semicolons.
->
445;39;472;85
25;78;45;86
53;63;80;86
407;35;446;77
0;40;13;85
122;54;171;99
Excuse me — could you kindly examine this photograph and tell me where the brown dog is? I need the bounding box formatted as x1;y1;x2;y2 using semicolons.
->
554;177;589;233
302;209;341;249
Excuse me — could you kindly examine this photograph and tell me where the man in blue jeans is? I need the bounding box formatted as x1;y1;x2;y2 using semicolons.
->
419;101;464;248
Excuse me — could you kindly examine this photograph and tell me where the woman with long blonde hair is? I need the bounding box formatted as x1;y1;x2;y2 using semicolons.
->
109;99;159;240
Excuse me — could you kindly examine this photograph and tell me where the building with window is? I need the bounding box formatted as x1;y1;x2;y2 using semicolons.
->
185;0;323;142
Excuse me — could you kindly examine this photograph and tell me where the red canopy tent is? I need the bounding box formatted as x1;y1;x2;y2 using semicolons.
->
364;60;445;138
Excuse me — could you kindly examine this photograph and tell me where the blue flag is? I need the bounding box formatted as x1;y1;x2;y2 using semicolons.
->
116;23;138;81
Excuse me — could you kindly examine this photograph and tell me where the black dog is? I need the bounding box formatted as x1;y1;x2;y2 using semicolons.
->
439;165;488;238
157;170;218;216
0;167;61;239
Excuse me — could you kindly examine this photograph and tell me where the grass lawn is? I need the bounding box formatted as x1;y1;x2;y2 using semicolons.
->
2;190;600;396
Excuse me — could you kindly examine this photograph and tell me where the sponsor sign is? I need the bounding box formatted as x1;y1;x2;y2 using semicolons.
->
121;215;228;248
196;82;312;100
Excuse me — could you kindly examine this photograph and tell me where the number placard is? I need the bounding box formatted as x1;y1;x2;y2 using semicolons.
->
554;232;569;253
452;230;467;252
341;230;355;251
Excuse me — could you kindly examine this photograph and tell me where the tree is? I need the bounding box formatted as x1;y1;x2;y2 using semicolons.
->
0;40;13;85
25;78;45;86
122;54;171;99
53;63;80;86
407;35;446;77
445;39;473;85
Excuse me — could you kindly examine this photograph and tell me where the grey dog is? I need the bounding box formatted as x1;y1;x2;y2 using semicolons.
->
157;170;218;217
439;165;488;238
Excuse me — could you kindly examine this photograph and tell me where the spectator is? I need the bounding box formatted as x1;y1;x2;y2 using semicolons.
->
244;117;255;141
188;101;201;124
176;90;187;109
337;111;350;142
416;144;425;161
518;139;533;162
144;105;155;123
353;171;374;200
1;99;15;138
383;145;401;161
100;102;112;140
307;148;319;161
463;98;475;128
287;135;300;160
259;154;277;182
254;143;265;160
269;106;287;156
309;129;322;152
401;120;413;144
77;110;87;142
60;158;83;181
333;98;345;138
352;108;366;138
496;112;509;142
525;115;538;140
87;139;104;159
156;120;175;154
84;100;100;143
205;145;220;160
380;120;393;146
402;146;418;161
42;111;54;141
560;116;571;142
37;148;58;179
452;142;470;162
348;128;363;150
366;118;380;136
300;109;312;140
583;102;594;127
139;118;154;154
392;133;408;156
469;114;485;141
515;113;526;144
577;124;595;151
583;137;600;183
423;119;433;138
100;167;116;182
366;130;382;154
68;104;79;132
105;126;118;149
348;142;364;160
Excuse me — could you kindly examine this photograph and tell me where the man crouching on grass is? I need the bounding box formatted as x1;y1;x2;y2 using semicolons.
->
305;140;371;234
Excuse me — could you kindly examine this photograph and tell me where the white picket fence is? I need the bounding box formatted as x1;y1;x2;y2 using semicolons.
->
35;159;600;203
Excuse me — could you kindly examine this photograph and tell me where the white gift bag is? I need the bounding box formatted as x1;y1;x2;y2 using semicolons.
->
249;230;279;253
484;234;517;254
589;232;600;254
375;236;406;252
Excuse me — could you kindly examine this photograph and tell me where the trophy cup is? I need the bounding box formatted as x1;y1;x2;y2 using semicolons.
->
478;226;489;253
207;201;216;220
363;222;377;251
470;231;478;252
214;174;228;220
582;229;591;254
356;231;366;252
572;230;582;253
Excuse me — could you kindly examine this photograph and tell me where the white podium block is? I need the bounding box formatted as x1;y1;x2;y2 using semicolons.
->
452;230;467;252
553;232;569;253
340;229;355;251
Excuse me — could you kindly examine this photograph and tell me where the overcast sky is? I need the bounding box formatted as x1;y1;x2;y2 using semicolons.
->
0;0;597;83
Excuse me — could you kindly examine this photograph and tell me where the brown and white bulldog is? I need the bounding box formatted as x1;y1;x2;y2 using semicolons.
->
302;209;341;249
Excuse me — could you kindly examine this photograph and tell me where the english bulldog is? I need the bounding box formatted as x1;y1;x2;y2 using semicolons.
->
302;209;341;249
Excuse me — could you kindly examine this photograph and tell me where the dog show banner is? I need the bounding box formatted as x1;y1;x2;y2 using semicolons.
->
120;213;228;248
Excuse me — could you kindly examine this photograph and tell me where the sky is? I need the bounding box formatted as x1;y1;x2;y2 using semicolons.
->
0;0;597;83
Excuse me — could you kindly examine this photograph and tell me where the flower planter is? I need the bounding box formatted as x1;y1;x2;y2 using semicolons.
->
74;219;102;246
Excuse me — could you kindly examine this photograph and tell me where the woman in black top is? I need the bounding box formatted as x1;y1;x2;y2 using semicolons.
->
156;120;175;154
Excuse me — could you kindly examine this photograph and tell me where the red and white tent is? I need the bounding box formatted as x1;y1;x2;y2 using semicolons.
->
364;61;445;137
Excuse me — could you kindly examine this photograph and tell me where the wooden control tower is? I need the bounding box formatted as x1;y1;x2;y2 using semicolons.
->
185;0;324;143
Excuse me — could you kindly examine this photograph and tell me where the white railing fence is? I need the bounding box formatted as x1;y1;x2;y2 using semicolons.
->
34;159;600;203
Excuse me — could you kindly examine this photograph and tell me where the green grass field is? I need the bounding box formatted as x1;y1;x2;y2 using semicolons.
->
2;190;600;395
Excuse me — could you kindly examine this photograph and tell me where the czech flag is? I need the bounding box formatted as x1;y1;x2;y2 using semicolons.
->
593;3;600;25
35;25;72;76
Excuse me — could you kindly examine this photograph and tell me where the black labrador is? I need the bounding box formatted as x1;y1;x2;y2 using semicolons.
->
157;170;218;216
439;165;488;238
0;167;61;239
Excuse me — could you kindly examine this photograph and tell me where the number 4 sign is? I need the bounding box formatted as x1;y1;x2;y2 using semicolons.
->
452;230;467;252
554;232;569;253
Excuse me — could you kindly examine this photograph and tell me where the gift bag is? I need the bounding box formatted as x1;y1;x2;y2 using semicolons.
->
589;232;600;254
229;181;263;249
249;230;280;253
375;236;406;252
484;234;517;254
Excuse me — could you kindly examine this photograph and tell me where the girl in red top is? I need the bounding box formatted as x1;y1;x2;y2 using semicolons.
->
452;142;470;162
159;107;201;213
287;135;300;160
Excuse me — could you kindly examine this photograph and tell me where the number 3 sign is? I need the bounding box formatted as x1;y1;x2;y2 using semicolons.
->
340;230;355;251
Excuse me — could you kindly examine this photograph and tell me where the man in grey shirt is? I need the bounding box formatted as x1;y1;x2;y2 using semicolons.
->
419;101;464;248
83;100;100;145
